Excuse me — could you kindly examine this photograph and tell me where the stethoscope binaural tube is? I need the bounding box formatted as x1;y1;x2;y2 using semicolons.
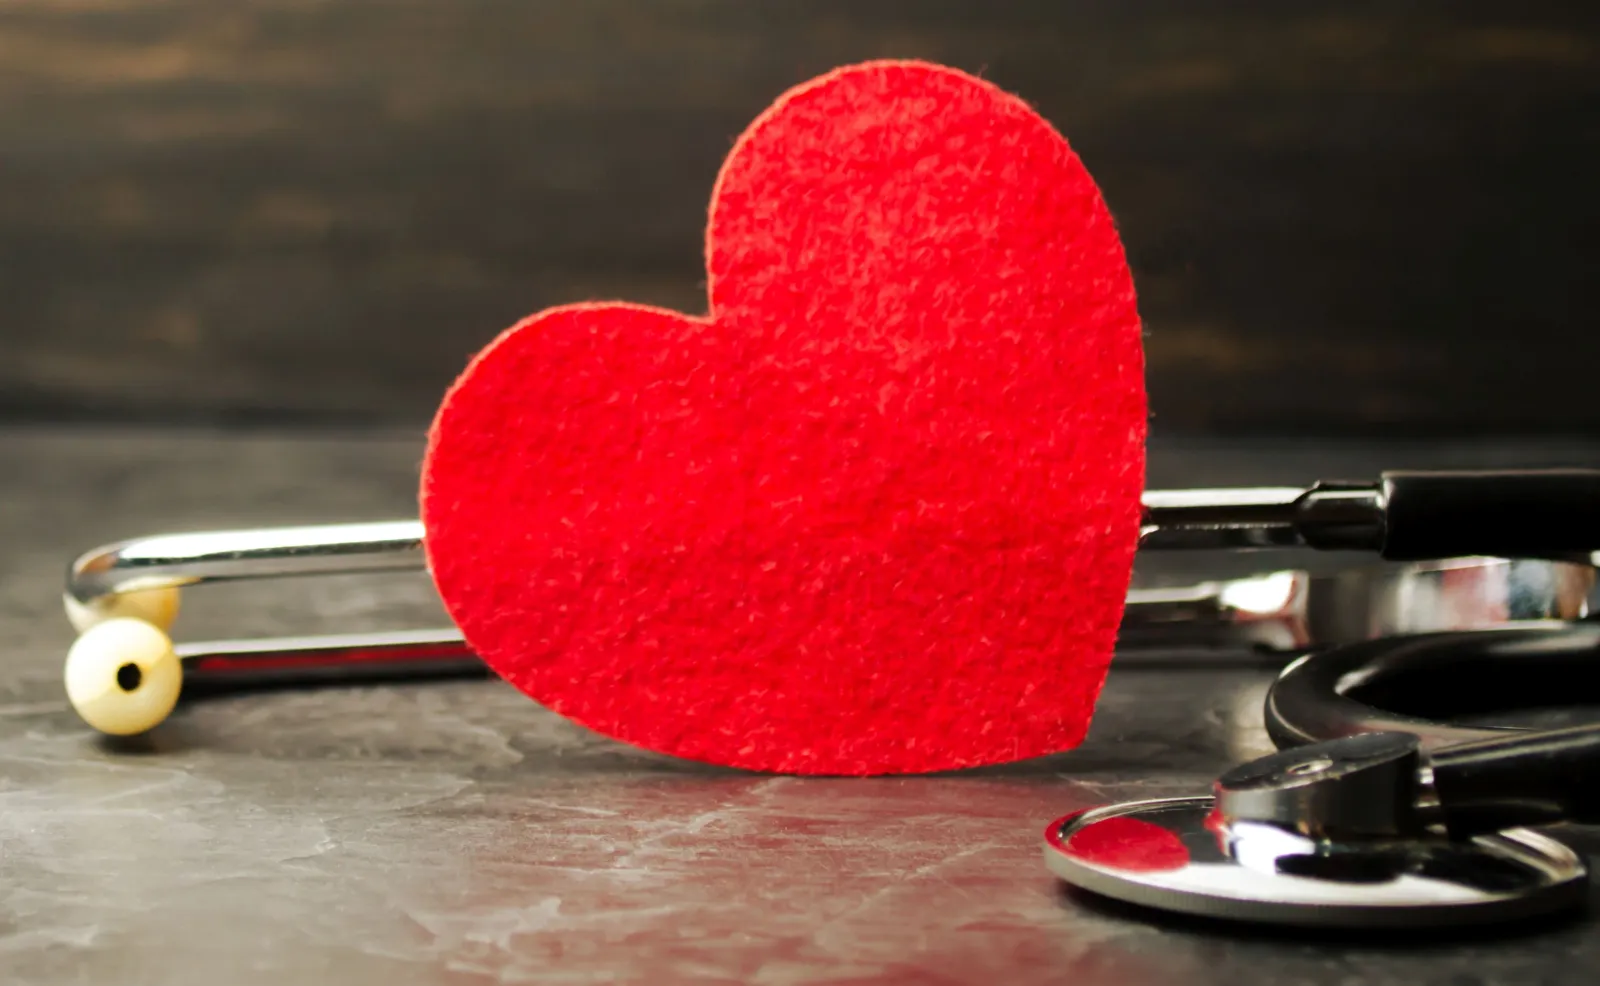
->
60;470;1600;737
64;551;1590;737
71;469;1600;608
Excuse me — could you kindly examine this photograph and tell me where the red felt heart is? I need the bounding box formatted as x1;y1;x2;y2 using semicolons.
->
421;61;1146;775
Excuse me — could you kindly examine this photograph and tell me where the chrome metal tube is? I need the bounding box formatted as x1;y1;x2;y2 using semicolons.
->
1137;484;1386;551
68;521;425;604
70;485;1386;609
176;629;480;692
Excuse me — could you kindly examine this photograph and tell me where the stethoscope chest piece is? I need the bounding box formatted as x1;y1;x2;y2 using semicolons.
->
1045;798;1585;928
1045;732;1592;929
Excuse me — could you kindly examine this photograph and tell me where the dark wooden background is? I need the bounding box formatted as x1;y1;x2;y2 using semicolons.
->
2;0;1595;434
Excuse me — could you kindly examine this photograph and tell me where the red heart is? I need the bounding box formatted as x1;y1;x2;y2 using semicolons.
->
421;61;1146;775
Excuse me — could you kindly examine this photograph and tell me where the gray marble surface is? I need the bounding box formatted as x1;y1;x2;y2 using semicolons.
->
3;427;1599;984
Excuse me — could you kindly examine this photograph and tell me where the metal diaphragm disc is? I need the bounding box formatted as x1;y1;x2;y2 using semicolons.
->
1044;797;1587;928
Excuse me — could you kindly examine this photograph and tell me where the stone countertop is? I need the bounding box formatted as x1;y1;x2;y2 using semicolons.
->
3;426;1598;985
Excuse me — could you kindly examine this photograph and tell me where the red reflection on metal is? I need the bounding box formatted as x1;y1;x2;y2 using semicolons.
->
1064;816;1189;872
1203;804;1233;856
190;645;474;674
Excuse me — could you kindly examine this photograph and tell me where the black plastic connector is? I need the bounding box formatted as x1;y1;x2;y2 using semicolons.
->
1380;469;1600;562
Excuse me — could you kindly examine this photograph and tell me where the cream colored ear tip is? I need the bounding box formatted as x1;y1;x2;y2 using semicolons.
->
64;586;182;633
65;618;183;736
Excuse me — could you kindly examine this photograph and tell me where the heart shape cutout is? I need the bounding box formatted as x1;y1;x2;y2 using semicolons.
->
422;61;1146;774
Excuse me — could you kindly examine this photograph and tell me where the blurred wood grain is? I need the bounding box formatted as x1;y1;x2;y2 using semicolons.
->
1;0;1595;433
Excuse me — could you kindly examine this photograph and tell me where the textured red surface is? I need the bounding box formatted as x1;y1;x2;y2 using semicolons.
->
421;61;1146;774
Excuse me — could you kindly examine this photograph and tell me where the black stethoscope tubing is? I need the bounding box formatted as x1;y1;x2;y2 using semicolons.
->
1266;623;1600;751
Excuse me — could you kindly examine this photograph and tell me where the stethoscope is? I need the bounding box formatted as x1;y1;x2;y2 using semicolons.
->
62;467;1600;929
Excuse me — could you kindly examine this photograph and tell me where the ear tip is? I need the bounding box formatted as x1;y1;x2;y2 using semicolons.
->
65;618;182;736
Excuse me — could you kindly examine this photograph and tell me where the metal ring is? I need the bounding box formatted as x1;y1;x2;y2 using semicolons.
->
1265;623;1600;750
